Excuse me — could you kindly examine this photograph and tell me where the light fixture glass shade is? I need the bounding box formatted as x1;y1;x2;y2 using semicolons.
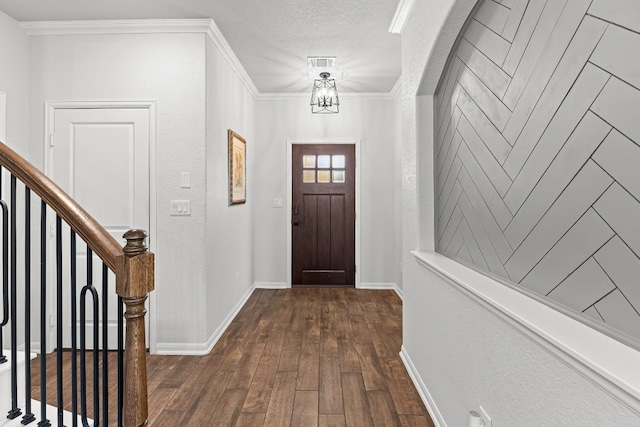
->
310;72;339;114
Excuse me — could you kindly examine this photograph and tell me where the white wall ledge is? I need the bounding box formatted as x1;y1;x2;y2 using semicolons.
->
413;251;640;415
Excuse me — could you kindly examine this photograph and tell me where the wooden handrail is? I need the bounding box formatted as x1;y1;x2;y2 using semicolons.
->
0;141;122;271
0;140;153;426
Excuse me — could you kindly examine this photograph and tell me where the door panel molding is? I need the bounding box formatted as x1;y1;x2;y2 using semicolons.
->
286;139;361;288
44;100;158;353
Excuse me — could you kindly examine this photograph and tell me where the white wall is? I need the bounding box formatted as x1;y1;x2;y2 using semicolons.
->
0;10;30;155
401;0;640;425
29;32;210;348
253;95;399;289
204;36;256;348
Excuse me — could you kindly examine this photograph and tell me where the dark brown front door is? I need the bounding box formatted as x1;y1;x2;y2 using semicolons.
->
292;144;355;287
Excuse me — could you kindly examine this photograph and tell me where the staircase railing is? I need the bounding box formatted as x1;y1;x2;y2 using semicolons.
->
0;141;154;427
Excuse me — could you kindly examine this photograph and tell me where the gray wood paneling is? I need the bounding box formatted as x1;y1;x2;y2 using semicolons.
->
457;141;513;230
595;290;640;339
458;192;510;277
434;0;640;342
595;237;640;313
458;217;489;270
457;38;511;99
438;155;462;213
502;62;610;185
593;130;640;200
589;0;640;34
503;112;611;247
457;113;512;197
464;19;512;67
590;24;640;91
547;258;616;312
475;0;510;36
593;184;640;258
502;16;608;149
501;0;529;42
502;0;568;108
504;159;612;280
457;166;513;262
592;77;640;144
520;209;614;295
458;65;511;131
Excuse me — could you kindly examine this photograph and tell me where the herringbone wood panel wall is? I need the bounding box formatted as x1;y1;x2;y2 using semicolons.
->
435;0;640;343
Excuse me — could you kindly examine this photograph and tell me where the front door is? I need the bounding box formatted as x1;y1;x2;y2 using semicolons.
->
292;144;355;287
50;106;150;349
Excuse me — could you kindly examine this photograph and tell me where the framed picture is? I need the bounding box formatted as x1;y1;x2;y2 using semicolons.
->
228;129;246;205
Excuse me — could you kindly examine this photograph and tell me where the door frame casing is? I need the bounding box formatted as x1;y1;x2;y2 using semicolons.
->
44;100;158;353
287;139;361;288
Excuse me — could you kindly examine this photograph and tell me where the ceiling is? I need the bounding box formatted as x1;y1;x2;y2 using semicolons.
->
0;0;402;94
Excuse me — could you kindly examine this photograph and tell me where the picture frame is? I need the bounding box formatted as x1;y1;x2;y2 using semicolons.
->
228;129;247;205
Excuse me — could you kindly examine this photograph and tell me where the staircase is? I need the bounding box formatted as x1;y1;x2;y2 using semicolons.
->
0;141;155;427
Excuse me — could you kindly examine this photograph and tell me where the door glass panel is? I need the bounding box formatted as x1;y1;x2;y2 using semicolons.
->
332;170;345;183
332;155;345;168
303;155;316;168
303;170;316;183
317;155;331;168
318;170;331;183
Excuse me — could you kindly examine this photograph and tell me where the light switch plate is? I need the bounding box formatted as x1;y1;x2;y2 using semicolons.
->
273;197;283;208
180;172;191;188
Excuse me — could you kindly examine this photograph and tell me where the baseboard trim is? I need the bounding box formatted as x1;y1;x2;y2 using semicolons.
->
155;284;255;355
358;282;403;300
254;282;288;289
399;346;446;427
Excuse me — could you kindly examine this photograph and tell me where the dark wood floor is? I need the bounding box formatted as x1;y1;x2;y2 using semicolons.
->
147;288;434;426
31;288;434;426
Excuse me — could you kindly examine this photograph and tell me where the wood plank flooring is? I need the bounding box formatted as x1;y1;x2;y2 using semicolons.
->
31;288;434;426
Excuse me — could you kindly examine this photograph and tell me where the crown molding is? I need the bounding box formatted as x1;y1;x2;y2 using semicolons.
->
21;18;213;35
20;18;260;99
388;0;417;34
205;20;260;98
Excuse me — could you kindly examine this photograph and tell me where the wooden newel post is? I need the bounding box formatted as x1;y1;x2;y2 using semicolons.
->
116;229;155;427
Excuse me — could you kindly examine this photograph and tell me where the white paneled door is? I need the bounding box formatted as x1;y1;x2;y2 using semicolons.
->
50;106;150;350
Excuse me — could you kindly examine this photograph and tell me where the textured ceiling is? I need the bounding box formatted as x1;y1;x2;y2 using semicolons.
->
0;0;402;93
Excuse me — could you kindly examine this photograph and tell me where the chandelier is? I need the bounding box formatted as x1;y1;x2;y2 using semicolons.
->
310;72;340;114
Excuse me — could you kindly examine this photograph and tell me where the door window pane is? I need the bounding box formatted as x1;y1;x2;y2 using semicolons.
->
332;155;345;168
317;155;331;168
332;170;345;183
303;170;316;183
303;155;316;168
318;170;331;183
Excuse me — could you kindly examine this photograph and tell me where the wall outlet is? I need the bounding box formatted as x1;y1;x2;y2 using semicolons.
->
170;200;191;216
479;406;491;427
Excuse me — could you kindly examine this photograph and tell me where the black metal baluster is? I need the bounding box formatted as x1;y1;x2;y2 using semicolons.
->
117;296;123;427
55;215;63;427
22;187;35;425
70;230;78;427
0;198;8;365
8;175;22;420
101;263;108;427
80;247;99;427
38;201;50;427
